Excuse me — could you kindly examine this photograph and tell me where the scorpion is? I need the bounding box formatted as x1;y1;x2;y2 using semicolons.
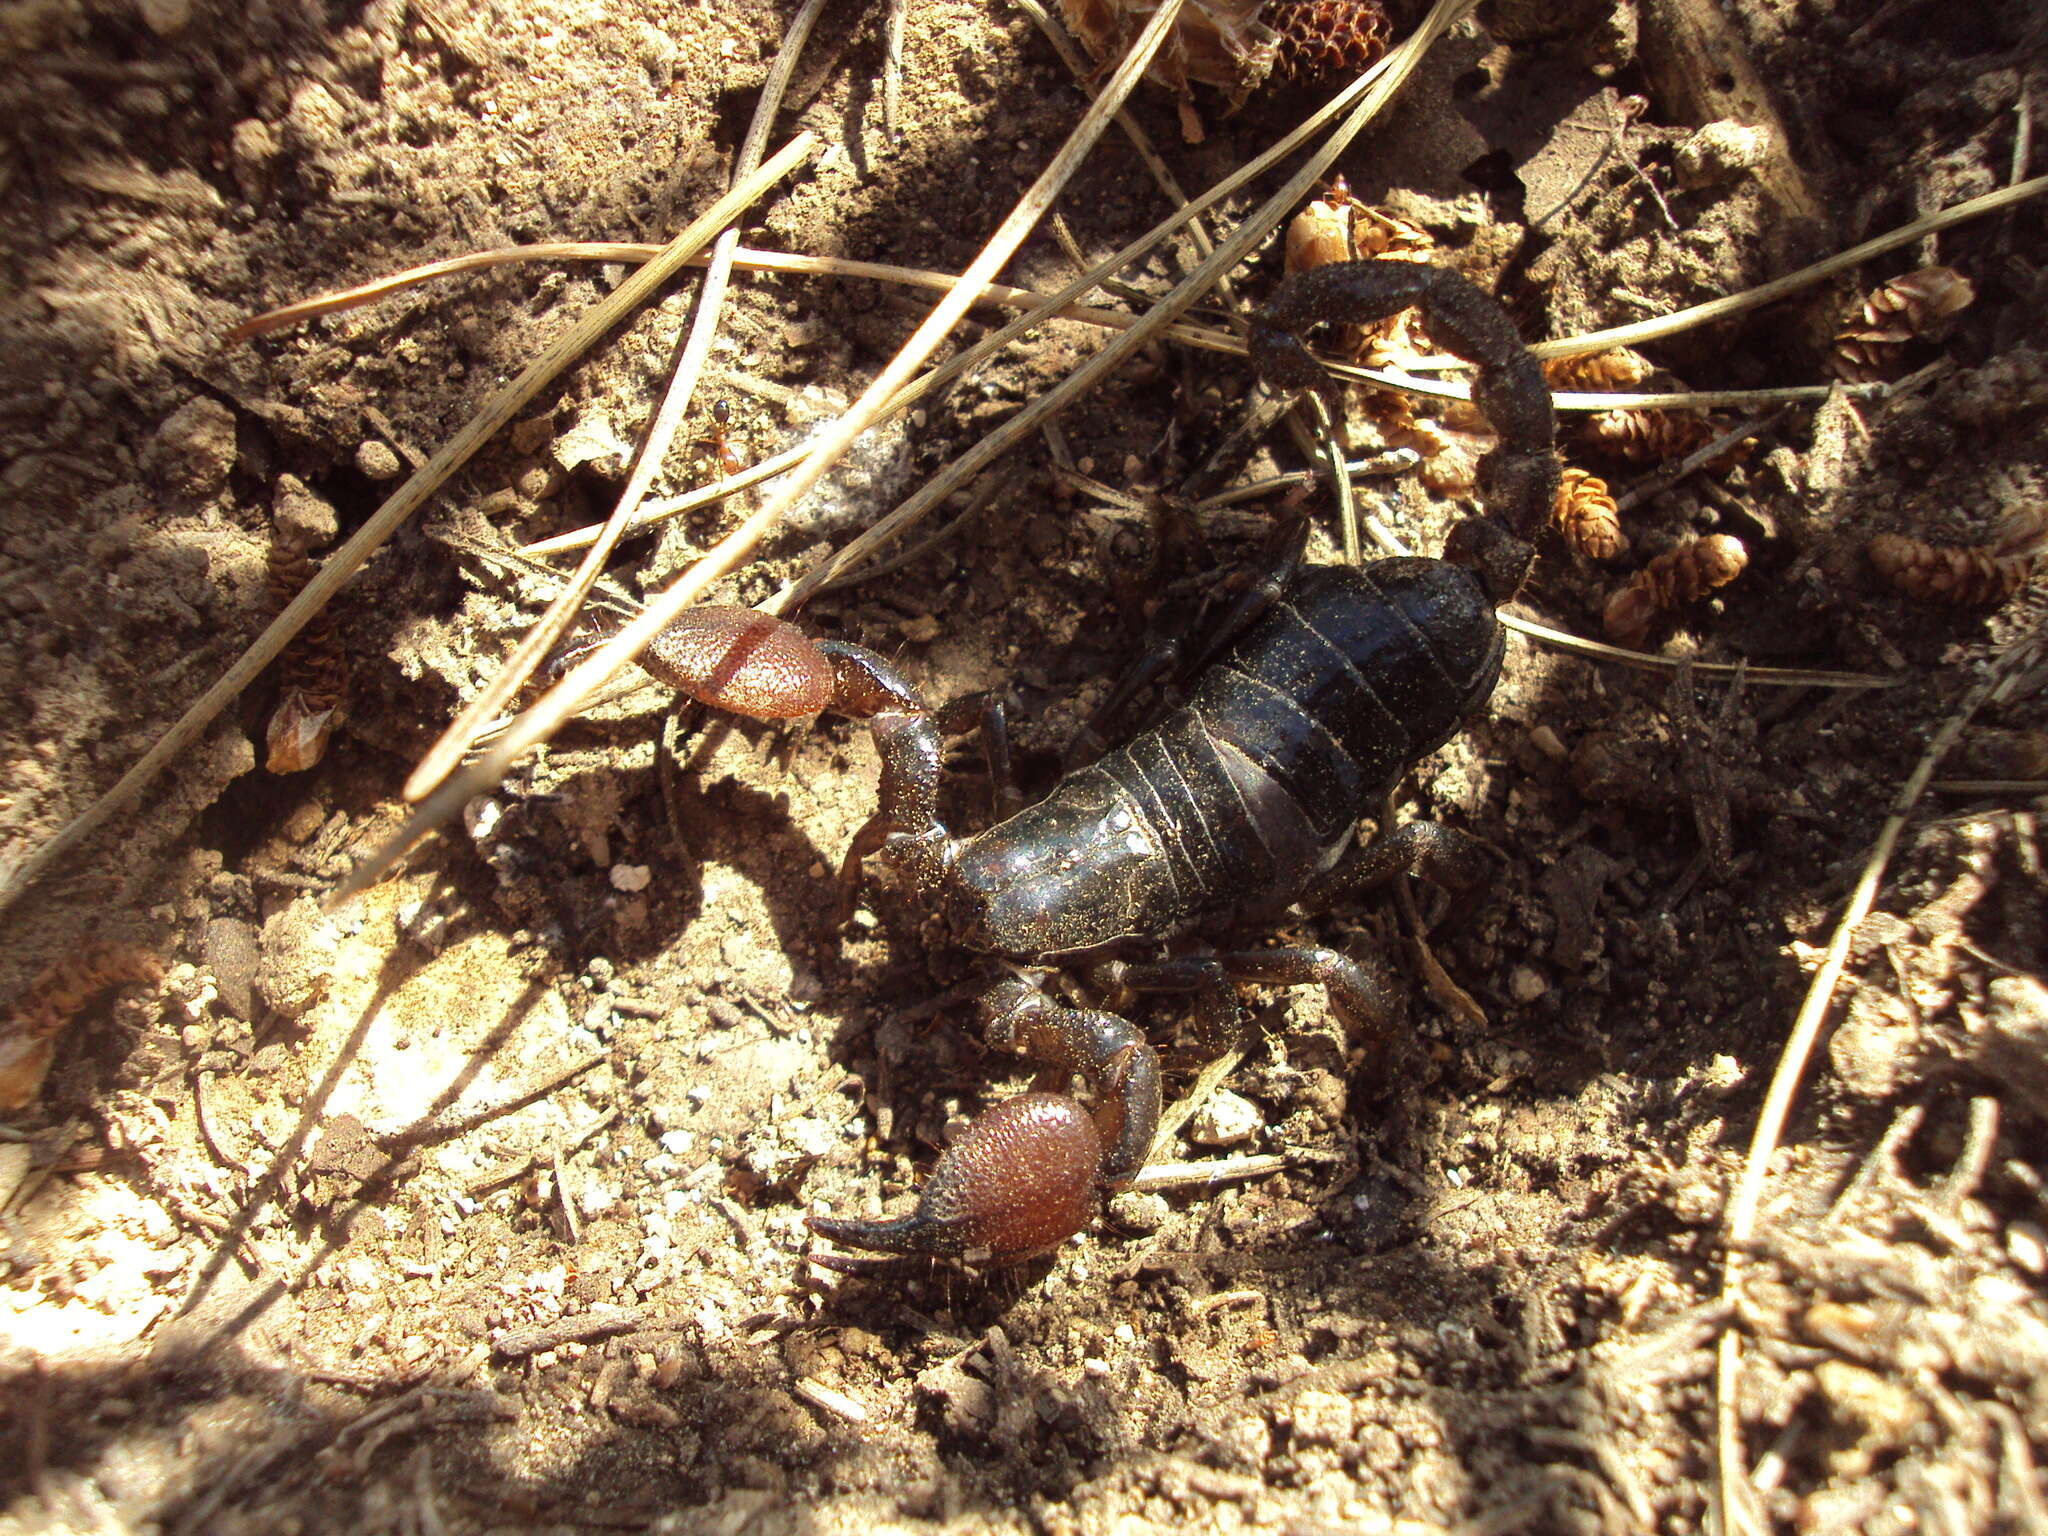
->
636;262;1558;1266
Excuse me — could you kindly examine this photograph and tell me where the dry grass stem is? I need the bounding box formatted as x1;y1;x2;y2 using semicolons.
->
1497;611;1893;690
334;0;1199;900
1536;173;2048;360
0;133;820;918
775;0;1481;610
405;0;830;802
1712;630;2042;1534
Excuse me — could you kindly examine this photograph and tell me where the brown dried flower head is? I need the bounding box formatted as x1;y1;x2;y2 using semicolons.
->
1271;0;1393;80
1603;534;1748;646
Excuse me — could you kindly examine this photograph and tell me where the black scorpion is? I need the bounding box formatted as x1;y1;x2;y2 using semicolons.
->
642;262;1559;1263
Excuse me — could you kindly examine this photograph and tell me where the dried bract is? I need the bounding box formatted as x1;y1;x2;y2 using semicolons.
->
1056;0;1391;105
1832;266;1975;383
1554;467;1626;560
1602;534;1748;646
1056;0;1279;103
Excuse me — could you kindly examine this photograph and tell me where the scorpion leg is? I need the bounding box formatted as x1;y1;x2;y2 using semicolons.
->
1250;260;1560;601
1107;946;1402;1043
1299;820;1498;912
809;976;1162;1263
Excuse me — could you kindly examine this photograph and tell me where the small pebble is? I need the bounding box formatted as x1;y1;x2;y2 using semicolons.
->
138;0;192;36
1508;965;1548;1004
1190;1089;1261;1147
1674;119;1772;188
2008;1222;2048;1275
610;864;652;893
1107;1190;1169;1233
355;439;402;480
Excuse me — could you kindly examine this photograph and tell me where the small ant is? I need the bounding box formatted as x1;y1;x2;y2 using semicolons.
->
697;398;744;479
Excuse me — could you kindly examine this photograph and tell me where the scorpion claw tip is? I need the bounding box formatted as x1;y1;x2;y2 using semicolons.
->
810;1092;1107;1265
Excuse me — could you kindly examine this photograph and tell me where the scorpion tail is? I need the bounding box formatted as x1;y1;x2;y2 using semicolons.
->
808;1092;1106;1264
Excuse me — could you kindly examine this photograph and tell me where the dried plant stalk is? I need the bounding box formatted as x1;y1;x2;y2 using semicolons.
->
1603;534;1748;645
1554;466;1626;560
1832;265;1975;383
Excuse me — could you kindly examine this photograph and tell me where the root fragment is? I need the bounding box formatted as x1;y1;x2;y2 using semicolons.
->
1603;534;1747;645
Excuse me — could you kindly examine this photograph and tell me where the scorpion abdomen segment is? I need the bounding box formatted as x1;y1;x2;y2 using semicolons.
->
1194;559;1502;844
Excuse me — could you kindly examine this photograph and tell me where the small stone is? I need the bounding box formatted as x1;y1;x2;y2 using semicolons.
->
138;0;193;36
1674;120;1773;189
230;117;279;170
1220;1413;1271;1468
355;440;402;480
610;864;652;893
148;398;238;500
1289;1389;1355;1447
552;412;629;478
2008;1222;2048;1275
1190;1089;1262;1147
1107;1190;1169;1233
1508;965;1548;1004
204;918;261;1022
273;474;339;548
285;81;348;152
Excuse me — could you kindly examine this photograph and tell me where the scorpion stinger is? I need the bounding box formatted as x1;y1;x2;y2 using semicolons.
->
1249;259;1561;603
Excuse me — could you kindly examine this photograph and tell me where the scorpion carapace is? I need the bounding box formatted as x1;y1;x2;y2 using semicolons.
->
633;263;1556;1265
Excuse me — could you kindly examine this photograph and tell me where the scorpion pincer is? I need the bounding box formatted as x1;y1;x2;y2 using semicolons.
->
643;262;1559;1266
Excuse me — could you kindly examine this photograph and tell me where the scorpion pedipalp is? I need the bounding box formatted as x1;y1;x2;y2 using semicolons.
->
810;1092;1108;1263
809;978;1162;1264
632;606;836;720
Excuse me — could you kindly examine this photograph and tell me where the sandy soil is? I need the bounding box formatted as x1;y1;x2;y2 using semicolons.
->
2;1;2046;1531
